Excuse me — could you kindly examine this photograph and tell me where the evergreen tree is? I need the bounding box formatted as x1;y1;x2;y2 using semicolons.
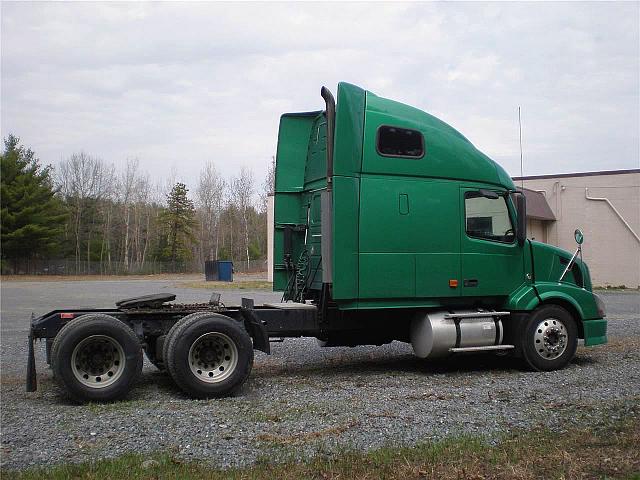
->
159;182;197;270
1;135;67;270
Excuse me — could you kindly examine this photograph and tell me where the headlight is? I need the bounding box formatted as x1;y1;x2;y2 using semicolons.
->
593;293;606;317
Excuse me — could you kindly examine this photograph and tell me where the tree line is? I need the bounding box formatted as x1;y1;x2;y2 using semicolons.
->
1;135;274;275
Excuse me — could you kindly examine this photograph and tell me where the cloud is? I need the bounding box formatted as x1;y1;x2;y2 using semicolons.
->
1;1;638;193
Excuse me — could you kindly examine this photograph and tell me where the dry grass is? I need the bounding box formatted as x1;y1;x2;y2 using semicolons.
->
595;336;640;352
0;273;270;285
256;420;360;445
179;280;273;290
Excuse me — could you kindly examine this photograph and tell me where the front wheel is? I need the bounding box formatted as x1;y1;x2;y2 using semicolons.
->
521;305;578;371
51;314;143;402
165;314;253;398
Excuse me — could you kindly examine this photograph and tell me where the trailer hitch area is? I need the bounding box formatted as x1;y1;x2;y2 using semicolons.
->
26;320;38;392
240;298;271;355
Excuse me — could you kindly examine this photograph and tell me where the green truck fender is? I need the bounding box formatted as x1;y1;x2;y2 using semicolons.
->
505;282;607;346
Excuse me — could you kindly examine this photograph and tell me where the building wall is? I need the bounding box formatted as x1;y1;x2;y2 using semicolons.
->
527;219;548;243
517;171;640;288
267;195;274;282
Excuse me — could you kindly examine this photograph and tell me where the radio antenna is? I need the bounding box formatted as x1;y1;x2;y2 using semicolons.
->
518;106;524;189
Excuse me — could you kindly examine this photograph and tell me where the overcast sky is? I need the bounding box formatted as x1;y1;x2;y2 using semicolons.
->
2;1;639;191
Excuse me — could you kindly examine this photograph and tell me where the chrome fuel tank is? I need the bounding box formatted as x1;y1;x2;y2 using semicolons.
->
410;310;504;358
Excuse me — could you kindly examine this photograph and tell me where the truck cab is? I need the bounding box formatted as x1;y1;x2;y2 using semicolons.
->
273;82;607;370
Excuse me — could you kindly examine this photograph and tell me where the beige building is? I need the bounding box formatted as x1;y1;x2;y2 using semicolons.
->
267;169;639;288
267;195;275;282
514;169;640;288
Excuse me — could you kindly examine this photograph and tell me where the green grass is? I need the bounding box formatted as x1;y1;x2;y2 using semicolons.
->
179;280;273;290
6;408;639;480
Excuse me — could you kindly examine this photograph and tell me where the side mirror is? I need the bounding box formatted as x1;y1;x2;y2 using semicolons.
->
516;193;527;246
478;189;499;199
574;229;584;245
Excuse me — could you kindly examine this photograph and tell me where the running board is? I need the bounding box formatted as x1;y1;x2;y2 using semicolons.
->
444;311;510;319
449;345;515;353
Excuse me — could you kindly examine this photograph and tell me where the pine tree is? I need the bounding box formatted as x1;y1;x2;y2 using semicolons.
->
159;182;197;271
1;135;67;271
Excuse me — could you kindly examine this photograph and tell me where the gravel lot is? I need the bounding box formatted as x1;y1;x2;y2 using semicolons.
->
1;277;638;471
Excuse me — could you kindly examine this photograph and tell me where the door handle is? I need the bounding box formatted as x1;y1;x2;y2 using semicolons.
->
399;193;409;215
464;279;479;287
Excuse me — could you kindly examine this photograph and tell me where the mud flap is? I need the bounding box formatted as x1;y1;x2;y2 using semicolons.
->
26;329;37;392
240;303;271;355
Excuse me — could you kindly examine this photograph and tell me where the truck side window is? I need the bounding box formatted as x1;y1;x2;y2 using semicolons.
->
376;126;424;158
465;192;515;243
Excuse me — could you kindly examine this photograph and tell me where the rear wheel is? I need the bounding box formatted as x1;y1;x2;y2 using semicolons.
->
162;312;213;373
165;314;253;398
51;314;143;402
521;305;578;371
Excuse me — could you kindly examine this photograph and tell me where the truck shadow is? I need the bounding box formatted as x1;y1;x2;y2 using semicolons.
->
31;348;598;404
252;352;524;379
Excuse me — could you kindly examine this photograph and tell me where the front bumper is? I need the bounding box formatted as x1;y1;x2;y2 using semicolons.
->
583;318;607;346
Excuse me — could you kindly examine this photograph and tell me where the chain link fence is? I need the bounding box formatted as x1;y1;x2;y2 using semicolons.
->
2;258;267;276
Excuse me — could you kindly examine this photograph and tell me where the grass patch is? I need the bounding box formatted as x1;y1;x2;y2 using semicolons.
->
594;285;640;292
85;399;147;414
6;405;639;480
179;280;273;290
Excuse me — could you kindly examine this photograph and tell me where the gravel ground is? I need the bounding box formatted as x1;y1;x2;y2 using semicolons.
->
1;278;638;471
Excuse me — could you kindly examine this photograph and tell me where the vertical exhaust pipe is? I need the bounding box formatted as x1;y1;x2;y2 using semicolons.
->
320;87;335;283
321;86;335;191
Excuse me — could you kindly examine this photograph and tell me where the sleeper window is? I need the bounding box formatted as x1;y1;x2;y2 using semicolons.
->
376;126;424;158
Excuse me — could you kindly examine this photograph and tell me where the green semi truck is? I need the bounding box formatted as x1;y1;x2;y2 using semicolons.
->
26;83;607;402
273;82;606;369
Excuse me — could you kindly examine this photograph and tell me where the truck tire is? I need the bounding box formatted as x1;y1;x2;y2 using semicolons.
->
51;314;143;403
165;313;253;398
162;312;215;371
521;305;578;371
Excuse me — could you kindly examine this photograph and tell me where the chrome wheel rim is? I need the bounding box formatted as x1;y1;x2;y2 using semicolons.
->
71;335;125;388
188;332;238;383
533;317;568;360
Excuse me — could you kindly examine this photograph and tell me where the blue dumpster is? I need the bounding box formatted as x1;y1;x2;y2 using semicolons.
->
217;261;233;282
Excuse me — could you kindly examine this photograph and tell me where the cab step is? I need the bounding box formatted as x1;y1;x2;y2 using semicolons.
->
449;345;515;353
444;311;510;319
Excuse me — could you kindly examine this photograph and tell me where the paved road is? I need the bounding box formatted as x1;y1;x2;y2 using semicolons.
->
1;276;279;337
1;279;638;471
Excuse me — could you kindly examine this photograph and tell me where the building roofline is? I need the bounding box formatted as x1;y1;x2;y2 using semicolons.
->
512;168;640;181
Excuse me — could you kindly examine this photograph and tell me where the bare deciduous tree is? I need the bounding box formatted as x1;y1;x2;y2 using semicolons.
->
49;154;268;275
231;167;255;270
118;159;139;272
260;156;276;214
196;162;226;261
58;152;110;273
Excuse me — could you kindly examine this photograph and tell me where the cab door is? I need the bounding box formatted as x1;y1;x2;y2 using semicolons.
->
460;188;525;297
